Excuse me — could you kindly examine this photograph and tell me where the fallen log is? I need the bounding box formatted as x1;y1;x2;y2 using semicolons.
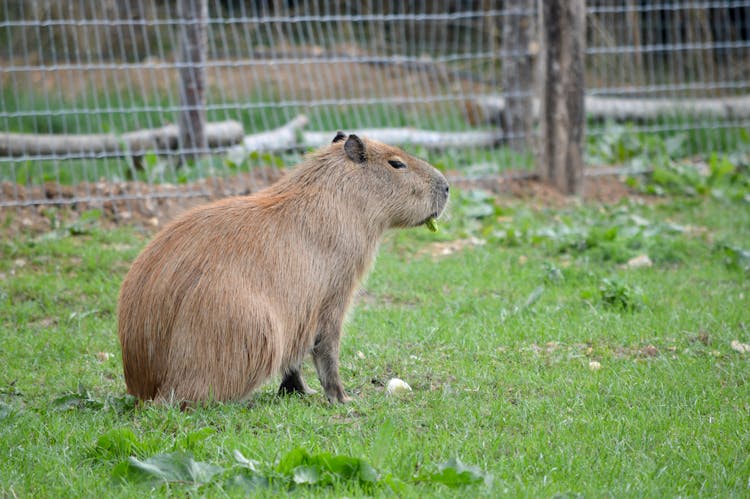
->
0;120;244;159
585;95;750;121
227;117;504;161
303;127;503;150
225;115;310;164
471;94;750;124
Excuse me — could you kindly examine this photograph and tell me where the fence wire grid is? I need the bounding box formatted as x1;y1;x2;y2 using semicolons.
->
1;0;749;210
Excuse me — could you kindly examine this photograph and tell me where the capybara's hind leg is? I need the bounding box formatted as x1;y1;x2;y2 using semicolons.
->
278;366;317;396
158;296;283;403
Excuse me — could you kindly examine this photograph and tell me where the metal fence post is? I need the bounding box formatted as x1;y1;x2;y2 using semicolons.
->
177;0;208;163
539;0;585;195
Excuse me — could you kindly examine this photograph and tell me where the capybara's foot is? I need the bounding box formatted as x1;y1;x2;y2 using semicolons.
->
278;368;317;396
324;385;352;404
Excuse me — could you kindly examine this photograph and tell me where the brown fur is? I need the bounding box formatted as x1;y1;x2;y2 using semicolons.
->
117;134;449;404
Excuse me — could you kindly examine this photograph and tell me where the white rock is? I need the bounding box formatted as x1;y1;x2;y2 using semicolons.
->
386;378;412;395
626;254;652;269
730;340;750;354
588;360;602;371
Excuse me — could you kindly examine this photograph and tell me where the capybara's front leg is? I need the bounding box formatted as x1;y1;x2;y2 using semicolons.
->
278;367;316;396
312;323;351;404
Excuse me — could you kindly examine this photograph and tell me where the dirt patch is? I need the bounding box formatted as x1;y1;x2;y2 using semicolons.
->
1;170;643;238
0;168;283;237
451;171;638;207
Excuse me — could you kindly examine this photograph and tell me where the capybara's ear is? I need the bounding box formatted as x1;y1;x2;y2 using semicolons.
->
332;130;346;143
344;134;366;164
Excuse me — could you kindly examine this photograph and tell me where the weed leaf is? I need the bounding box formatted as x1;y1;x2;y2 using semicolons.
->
293;465;322;484
275;447;309;475
222;470;271;492
599;277;644;310
324;454;379;483
522;285;545;310
103;394;137;414
52;386;104;411
0;402;13;420
91;428;142;461
233;449;261;472
716;243;750;272
276;447;379;484
422;457;490;487
113;452;224;485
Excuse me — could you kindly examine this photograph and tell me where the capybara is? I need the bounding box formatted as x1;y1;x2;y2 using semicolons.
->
118;132;449;404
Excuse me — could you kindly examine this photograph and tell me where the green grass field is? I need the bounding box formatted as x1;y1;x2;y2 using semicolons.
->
1;163;749;496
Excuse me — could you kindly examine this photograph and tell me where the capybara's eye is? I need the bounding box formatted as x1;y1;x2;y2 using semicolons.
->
388;160;407;170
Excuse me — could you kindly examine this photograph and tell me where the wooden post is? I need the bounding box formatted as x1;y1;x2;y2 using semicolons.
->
501;0;535;151
177;0;208;163
539;0;585;195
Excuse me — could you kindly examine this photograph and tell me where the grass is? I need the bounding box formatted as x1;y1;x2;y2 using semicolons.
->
1;176;749;496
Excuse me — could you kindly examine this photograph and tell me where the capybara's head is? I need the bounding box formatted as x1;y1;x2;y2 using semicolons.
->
313;132;450;229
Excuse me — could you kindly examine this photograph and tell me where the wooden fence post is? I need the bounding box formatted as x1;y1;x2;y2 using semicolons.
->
501;0;535;152
177;0;208;163
539;0;585;195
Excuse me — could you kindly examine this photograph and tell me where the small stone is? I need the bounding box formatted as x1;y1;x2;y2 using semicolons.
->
588;360;602;371
386;378;412;395
96;352;113;362
626;254;652;269
730;340;750;354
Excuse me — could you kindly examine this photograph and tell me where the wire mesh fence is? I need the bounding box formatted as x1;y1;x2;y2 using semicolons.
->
1;0;749;210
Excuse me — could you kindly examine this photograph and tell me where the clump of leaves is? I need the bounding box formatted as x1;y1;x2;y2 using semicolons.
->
491;204;693;265
415;457;492;487
599;277;644;311
589;123;750;202
445;188;504;237
633;152;750;202
113;451;224;486
715;243;750;272
542;261;565;284
275;447;380;487
52;384;136;413
0;401;14;420
111;446;489;494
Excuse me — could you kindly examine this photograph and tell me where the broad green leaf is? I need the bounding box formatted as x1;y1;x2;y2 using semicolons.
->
514;285;544;313
276;448;379;484
321;454;378;483
233;449;261;472
292;465;322;484
0;402;13;420
664;134;686;157
424;457;490;487
222;471;270;492
112;452;224;485
103;394;137;414
52;389;104;411
276;447;310;475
